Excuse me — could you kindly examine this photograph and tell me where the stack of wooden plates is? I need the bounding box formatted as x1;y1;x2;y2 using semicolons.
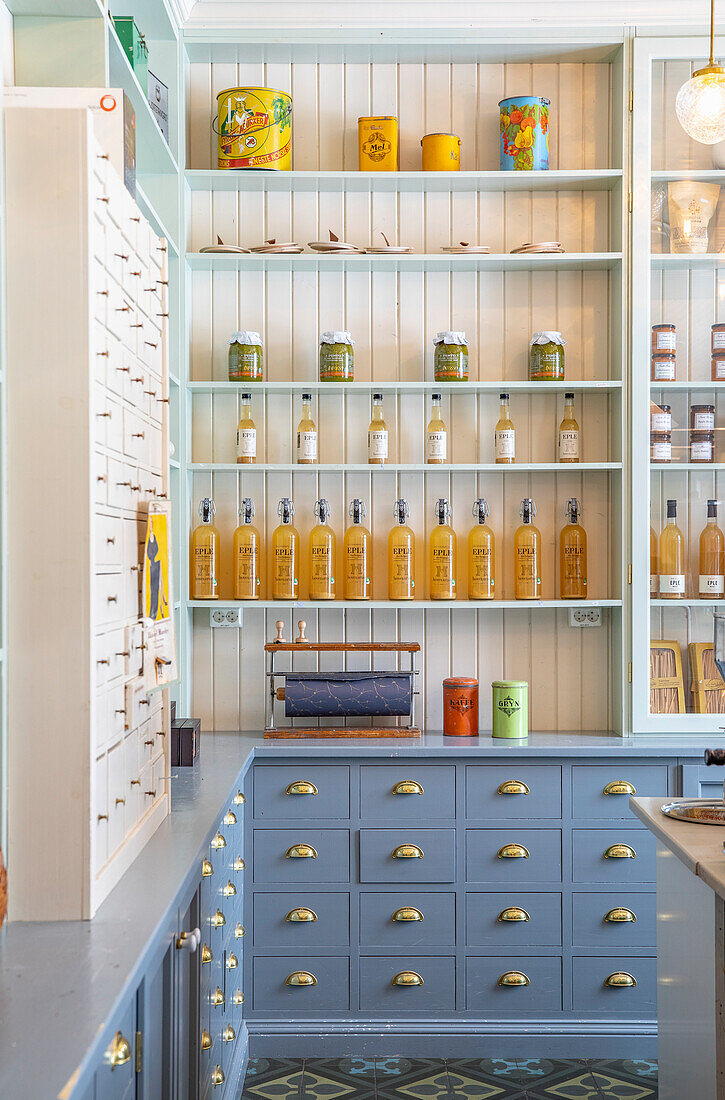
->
365;245;413;254
199;244;250;254
510;241;566;254
441;243;491;254
308;239;364;253
250;240;304;254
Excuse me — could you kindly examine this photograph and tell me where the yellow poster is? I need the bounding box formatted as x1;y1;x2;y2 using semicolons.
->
142;502;177;691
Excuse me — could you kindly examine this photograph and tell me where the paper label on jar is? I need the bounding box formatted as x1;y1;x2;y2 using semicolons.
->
653;359;676;380
297;430;317;461
426;430;447;461
558;430;579;459
651;441;671;461
693;412;715;430
495;429;515;460
368;429;388;460
700;574;725;594
660;574;685;594
714;331;725;350
714;359;725;379
655;331;676;351
651;413;671;432
651;573;658;595
691;440;713;461
236;428;256;458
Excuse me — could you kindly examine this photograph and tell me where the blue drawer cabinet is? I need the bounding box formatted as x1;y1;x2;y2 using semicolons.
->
681;763;723;799
572;892;656;948
359;955;455;1014
465;891;562;947
466;765;562;819
571;765;668;818
466;828;562;884
359;891;456;946
252;955;350;1014
253;892;351;947
359;765;455;820
253;765;350;819
252;828;350;883
465;955;562;1014
94;995;136;1100
359;828;456;883
572;828;657;883
572;956;657;1016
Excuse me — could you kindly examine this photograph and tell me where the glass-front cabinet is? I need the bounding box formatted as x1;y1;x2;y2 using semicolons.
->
634;36;725;730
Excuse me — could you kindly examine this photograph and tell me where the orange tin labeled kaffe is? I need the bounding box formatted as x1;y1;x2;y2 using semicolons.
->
443;677;479;736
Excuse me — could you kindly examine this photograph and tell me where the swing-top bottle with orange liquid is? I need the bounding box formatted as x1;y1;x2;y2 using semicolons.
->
191;497;220;600
309;498;336;600
514;498;541;599
468;498;495;599
559;497;587;599
272;497;299;600
429;498;457;600
388;498;415;600
233;497;260;600
344;499;371;600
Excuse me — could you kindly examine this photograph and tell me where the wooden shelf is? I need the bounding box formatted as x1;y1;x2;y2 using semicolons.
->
187;251;622;273
188;380;621;395
189;462;622;473
190;598;622;610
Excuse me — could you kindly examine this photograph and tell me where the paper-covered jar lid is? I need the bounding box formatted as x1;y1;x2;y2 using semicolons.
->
229;331;262;346
434;331;468;345
530;331;566;346
320;331;354;345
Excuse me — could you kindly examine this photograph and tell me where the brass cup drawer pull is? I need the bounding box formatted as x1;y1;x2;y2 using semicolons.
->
497;780;530;796
226;953;239;970
392;907;424;922
201;858;214;877
497;843;530;859
392;780;424;795
211;986;225;1007
212;1066;225;1088
211;831;226;849
498;971;530;987
233;790;246;805
286;780;318;796
603;780;637;796
392;970;424;987
604;907;637;923
211;909;226;928
604;844;636;860
200;1029;212;1052
286;844;318;859
201;944;213;964
223;810;237;826
497;906;530;923
223;1024;236;1043
605;971;637;988
233;856;245;872
107;1031;132;1070
223;880;237;897
286;907;318;922
234;922;246;938
231;989;245;1005
286;970;317;986
392;844;424;859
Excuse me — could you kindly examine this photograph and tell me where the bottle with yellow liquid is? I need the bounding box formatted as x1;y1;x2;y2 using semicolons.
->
426;392;447;464
309;498;336;600
650;525;658;596
468;498;495;600
236;392;256;464
559;498;587;599
296;392;317;464
344;499;371;600
514;498;541;599
233;497;260;600
494;392;515;464
191;497;219;600
699;499;724;598
659;498;686;599
272;498;299;600
558;392;580;463
388;498;415;600
429;498;457;600
368;393;388;465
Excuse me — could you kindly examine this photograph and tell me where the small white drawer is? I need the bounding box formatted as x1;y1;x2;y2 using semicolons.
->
147;424;163;473
94;268;110;327
92;212;107;267
107;457;137;512
107;741;126;856
93;754;108;873
123;408;149;463
95;512;123;573
95;573;123;626
95;683;126;752
124;730;141;818
139;718;156;764
106;280;126;341
105;333;125;399
107;224;128;285
105;397;124;455
152;755;168;805
94;453;108;507
125;676;147;730
125;622;144;678
127;367;147;412
95;635;113;690
94;383;110;447
147;690;164;719
93;323;109;386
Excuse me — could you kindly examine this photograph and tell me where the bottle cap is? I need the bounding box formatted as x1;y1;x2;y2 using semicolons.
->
302;391;312;401
530;331;566;345
314;498;331;522
499;392;509;400
435;498;451;523
229;331;262;346
394;498;409;523
520;498;536;520
565;391;575;399
708;499;718;517
278;497;295;522
666;499;677;519
472;498;490;522
199;497;216;521
240;497;255;522
241;392;252;401
320;331;354;345
349;498;367;523
434;331;468;345
565;497;581;521
372;392;383;401
432;392;442;401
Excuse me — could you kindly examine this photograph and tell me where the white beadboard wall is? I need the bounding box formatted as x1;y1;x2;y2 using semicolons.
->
186;57;624;733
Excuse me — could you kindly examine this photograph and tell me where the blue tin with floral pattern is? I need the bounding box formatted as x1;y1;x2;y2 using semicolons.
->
498;96;550;171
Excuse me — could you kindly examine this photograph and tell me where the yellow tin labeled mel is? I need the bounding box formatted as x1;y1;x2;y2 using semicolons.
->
421;133;461;171
216;86;292;171
358;116;398;172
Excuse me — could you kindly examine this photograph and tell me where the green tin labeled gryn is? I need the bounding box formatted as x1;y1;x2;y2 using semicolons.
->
492;680;528;738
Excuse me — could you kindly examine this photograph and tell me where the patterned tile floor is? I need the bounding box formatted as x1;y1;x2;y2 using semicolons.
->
240;1057;657;1100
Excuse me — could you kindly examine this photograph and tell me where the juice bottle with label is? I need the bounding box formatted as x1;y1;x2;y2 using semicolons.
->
659;499;686;599
388;498;415;600
309;498;336;600
272;498;299;600
558;392;580;463
429;498;457;600
368;393;388;465
232;497;260;600
559;498;587;598
236;393;256;464
699;499;724;599
514;498;541;599
344;499;371;600
468;498;495;599
494;392;515;464
296;392;318;464
191;497;219;600
426;392;447;464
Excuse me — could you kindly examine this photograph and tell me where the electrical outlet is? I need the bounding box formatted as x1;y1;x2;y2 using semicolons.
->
210;608;243;628
568;607;602;628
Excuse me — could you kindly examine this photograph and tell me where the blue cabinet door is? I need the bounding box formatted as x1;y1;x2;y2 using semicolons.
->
681;764;723;799
176;884;202;1100
137;915;175;1100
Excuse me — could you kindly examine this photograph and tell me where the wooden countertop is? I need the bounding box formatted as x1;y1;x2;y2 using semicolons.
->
631;795;725;899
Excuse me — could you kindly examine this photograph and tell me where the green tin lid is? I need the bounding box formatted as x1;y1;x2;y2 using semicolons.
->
492;680;528;688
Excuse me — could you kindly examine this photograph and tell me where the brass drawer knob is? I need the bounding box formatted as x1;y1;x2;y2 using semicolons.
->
392;907;424;922
604;844;636;859
603;780;636;796
286;844;317;859
223;1025;236;1043
286;907;318;922
392;844;424;859
286;970;317;986
211;986;225;1007
233;790;246;805
392;971;424;987
605;971;637;988
201;944;213;964
226;953;239;970
604;907;637;923
223;880;237;897
211;909;226;928
497;780;530;796
223;810;237;826
201;858;214;878
498;971;530;987
286;780;318;796
231;989;245;1005
234;922;246;938
392;780;424;795
200;1029;212;1052
212;1065;225;1088
107;1031;132;1070
233;856;245;872
497;843;530;859
211;831;226;849
498;907;530;922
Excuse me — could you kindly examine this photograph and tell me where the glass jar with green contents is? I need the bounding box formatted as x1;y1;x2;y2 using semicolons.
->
319;331;354;381
228;331;263;381
529;331;566;381
434;331;469;381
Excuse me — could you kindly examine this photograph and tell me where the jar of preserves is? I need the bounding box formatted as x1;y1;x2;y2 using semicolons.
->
228;331;263;381
319;331;354;381
651;404;672;432
529;332;566;381
651;351;676;382
650;431;672;463
691;403;715;432
690;430;715;463
713;323;725;353
652;323;676;353
713;351;725;380
434;331;469;381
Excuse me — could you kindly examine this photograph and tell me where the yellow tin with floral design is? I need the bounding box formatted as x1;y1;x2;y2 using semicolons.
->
358;116;398;171
421;133;461;171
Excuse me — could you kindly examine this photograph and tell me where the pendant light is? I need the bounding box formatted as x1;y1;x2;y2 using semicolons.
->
676;0;725;144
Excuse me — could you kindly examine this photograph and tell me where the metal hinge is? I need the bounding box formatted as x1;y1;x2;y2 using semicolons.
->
629;90;633;112
628;662;633;684
628;191;633;213
628;563;632;584
136;1030;143;1074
